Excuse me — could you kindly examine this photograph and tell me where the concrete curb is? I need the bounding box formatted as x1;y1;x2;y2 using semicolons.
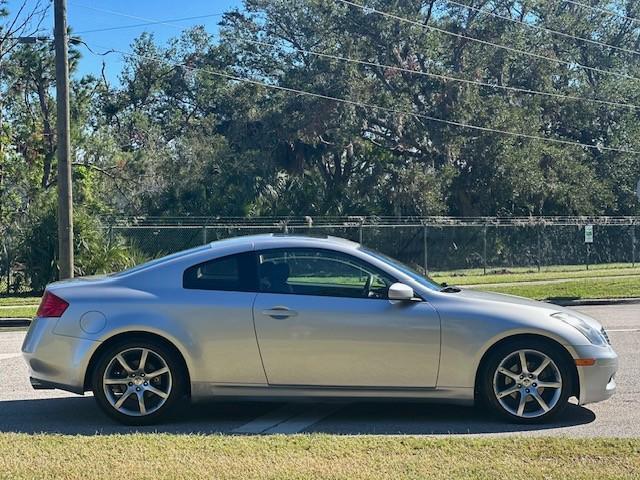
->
0;318;31;327
548;298;640;307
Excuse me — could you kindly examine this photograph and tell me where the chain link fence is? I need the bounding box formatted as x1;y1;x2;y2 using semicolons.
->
3;215;638;293
105;216;639;274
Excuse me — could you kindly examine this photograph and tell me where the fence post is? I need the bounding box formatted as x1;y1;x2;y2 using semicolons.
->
3;237;9;295
537;224;542;273
359;220;364;245
585;224;590;270
423;223;428;274
586;244;590;270
483;223;488;275
632;224;636;268
107;224;113;247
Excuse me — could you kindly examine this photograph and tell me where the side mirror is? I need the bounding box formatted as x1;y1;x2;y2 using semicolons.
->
388;282;416;301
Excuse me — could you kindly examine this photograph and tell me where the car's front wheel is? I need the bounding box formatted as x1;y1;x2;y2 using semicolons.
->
91;338;185;425
480;338;573;423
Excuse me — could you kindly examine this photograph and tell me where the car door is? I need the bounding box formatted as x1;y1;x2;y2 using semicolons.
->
181;251;267;384
252;248;440;388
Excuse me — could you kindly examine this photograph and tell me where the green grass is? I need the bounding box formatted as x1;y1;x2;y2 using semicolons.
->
433;262;638;277
0;295;40;318
429;262;640;299
289;276;363;285
478;276;640;300
0;434;638;479
0;305;37;319
431;265;640;286
0;296;40;306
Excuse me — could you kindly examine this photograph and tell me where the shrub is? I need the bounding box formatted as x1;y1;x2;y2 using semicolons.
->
17;203;146;291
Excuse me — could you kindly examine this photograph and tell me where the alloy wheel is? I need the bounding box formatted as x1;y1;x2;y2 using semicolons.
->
492;349;563;419
102;347;172;417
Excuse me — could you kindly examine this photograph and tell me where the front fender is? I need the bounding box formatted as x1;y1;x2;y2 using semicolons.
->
431;295;590;389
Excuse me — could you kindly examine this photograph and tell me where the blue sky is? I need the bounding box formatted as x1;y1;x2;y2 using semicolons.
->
6;0;243;80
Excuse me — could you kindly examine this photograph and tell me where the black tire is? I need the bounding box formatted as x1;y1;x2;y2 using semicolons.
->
91;337;186;425
478;337;574;423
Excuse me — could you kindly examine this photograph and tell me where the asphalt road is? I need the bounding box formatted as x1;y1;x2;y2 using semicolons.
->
0;304;638;436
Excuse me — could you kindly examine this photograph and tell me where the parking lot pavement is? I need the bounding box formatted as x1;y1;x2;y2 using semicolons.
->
0;304;637;436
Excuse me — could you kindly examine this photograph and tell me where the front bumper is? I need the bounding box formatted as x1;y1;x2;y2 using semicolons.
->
571;343;618;405
22;317;100;395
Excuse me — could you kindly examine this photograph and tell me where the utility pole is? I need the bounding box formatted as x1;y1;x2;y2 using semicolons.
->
54;0;74;279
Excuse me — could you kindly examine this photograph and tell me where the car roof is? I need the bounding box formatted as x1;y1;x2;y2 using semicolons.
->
111;234;361;283
208;233;360;251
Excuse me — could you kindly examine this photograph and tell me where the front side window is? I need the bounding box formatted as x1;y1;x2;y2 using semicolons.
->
360;247;442;291
183;252;256;291
257;248;395;299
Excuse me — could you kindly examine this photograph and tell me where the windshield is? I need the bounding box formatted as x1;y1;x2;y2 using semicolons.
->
360;247;442;291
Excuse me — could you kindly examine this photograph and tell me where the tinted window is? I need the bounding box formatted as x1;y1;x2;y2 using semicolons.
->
183;252;257;291
257;248;395;299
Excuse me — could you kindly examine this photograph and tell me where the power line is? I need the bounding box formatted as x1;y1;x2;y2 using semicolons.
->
83;41;640;155
72;0;640;83
564;0;640;25
75;13;224;35
237;37;640;110
68;2;640;110
69;37;115;56
335;0;640;83
446;0;640;58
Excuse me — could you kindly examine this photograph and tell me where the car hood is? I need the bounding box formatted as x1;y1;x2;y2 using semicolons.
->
450;287;603;330
453;288;557;310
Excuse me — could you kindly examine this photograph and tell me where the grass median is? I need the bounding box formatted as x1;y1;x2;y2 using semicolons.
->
0;296;40;306
473;276;640;301
0;434;638;480
433;264;640;286
431;264;640;300
0;305;37;319
0;296;39;319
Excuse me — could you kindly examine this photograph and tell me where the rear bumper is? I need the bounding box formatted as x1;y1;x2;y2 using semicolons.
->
29;377;54;389
22;317;99;395
29;376;84;394
571;344;618;405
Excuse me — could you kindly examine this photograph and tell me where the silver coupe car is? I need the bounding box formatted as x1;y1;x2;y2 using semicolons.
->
22;234;617;425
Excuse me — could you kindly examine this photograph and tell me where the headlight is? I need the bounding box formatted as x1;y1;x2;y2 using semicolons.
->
551;312;607;346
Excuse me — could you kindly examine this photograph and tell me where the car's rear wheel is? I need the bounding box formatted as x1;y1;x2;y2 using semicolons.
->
91;338;185;425
480;338;573;423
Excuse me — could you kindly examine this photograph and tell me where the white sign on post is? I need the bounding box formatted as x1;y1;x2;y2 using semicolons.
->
585;224;594;244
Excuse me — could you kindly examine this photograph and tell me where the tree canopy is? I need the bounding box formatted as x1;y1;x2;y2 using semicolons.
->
2;0;640;286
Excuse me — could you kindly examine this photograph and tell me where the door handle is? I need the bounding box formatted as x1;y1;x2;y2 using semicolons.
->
262;306;298;319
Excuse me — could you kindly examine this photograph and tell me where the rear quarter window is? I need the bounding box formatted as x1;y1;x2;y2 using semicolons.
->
183;252;257;292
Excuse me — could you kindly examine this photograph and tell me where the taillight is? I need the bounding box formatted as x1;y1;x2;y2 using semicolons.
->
36;291;69;318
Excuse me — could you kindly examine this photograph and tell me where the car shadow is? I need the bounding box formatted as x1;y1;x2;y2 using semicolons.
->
0;396;595;435
306;401;595;435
